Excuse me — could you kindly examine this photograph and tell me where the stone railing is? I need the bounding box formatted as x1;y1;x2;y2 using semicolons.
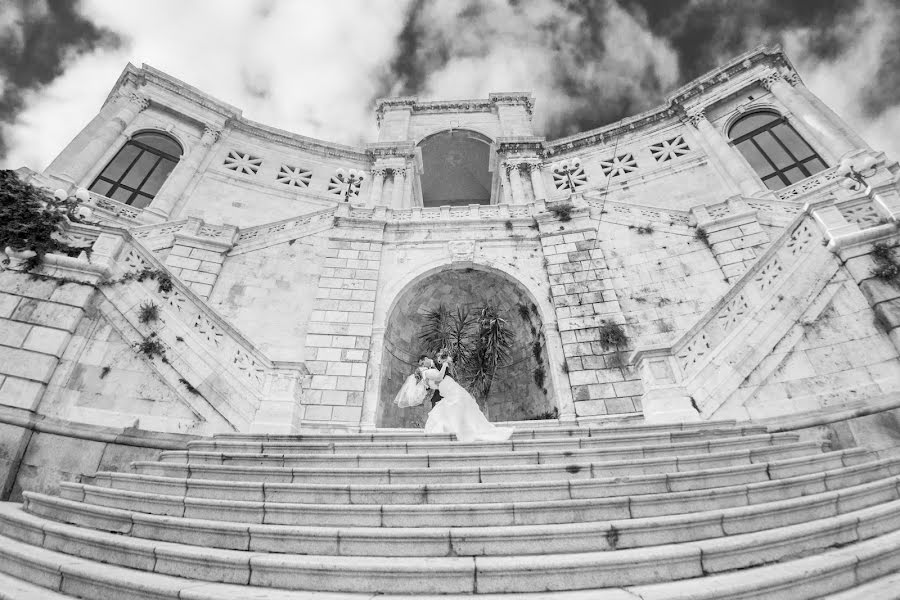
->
774;167;840;200
130;220;189;241
26;222;309;433
631;200;839;421
89;192;145;224
345;203;536;223
582;197;693;227
229;207;338;255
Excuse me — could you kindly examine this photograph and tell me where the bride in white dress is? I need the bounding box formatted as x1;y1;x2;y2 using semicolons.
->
394;355;513;443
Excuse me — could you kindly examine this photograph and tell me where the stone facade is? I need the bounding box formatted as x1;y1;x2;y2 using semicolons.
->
3;44;900;456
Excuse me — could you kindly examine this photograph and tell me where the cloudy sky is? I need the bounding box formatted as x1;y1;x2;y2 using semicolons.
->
1;0;899;171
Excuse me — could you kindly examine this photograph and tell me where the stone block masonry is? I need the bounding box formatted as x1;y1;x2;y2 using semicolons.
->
303;232;383;424
163;220;237;300
538;209;643;417
0;271;94;412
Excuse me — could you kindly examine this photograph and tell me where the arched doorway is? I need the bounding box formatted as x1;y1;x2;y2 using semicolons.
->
377;265;556;427
418;130;494;207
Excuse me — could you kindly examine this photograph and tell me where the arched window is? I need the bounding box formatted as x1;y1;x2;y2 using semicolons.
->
418;130;493;207
89;131;182;208
729;111;826;190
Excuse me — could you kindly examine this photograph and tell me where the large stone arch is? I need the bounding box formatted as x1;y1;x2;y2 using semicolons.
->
361;257;575;429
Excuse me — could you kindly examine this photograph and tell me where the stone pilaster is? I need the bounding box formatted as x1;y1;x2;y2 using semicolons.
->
538;202;643;417
146;126;220;220
528;163;547;201
685;110;770;198
164;219;238;300
57;92;150;186
760;70;859;162
368;168;386;207
391;168;407;208
506;163;527;204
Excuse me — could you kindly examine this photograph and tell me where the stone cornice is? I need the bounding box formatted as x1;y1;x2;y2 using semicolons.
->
544;45;794;156
365;141;418;160
496;137;546;155
228;118;369;163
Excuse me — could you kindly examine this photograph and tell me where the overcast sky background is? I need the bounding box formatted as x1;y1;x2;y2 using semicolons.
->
1;0;899;171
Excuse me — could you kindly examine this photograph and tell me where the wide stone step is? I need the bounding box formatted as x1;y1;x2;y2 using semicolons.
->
188;426;771;454
3;497;900;594
58;457;897;529
163;433;800;469
131;441;828;485
821;570;900;599
0;570;75;599
210;420;755;444
82;447;877;505
4;517;900;599
24;473;900;555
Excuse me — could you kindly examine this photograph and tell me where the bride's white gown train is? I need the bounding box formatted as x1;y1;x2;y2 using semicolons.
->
423;372;514;443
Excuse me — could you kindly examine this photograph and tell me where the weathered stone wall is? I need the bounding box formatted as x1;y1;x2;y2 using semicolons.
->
730;278;900;419
0;273;93;412
208;234;325;362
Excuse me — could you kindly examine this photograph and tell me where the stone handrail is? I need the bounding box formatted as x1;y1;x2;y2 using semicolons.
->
130;219;189;240
670;210;814;376
89;191;145;225
33;222;309;432
631;199;839;420
233;206;337;245
345;202;536;223
581;195;692;226
113;233;305;382
775;166;840;200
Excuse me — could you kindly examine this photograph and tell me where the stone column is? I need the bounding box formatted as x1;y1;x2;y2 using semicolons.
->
368;168;386;207
507;163;527;204
146;126;220;221
391;167;406;208
761;71;859;161
528;163;547;201
688;110;769;198
64;93;150;186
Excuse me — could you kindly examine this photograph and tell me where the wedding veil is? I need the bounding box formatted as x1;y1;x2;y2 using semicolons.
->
393;373;427;408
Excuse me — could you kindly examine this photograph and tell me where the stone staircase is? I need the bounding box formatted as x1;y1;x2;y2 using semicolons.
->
1;420;900;598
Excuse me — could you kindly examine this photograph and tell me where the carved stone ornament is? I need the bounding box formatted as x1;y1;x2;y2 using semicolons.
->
759;70;783;91
118;91;150;111
201;126;221;146
448;240;475;263
684;110;707;128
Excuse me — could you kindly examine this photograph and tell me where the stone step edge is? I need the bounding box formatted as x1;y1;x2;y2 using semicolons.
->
0;524;894;600
85;447;874;503
3;498;900;593
0;570;75;600
57;467;900;533
212;420;758;442
819;569;900;600
187;427;772;453
166;432;800;464
130;440;830;480
27;473;900;555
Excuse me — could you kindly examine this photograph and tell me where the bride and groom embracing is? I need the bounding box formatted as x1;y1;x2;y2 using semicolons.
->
393;349;514;443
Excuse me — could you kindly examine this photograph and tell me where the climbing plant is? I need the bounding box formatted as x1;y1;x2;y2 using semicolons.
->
0;170;83;270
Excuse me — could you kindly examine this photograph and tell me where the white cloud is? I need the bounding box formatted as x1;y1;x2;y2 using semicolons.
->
2;0;411;170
